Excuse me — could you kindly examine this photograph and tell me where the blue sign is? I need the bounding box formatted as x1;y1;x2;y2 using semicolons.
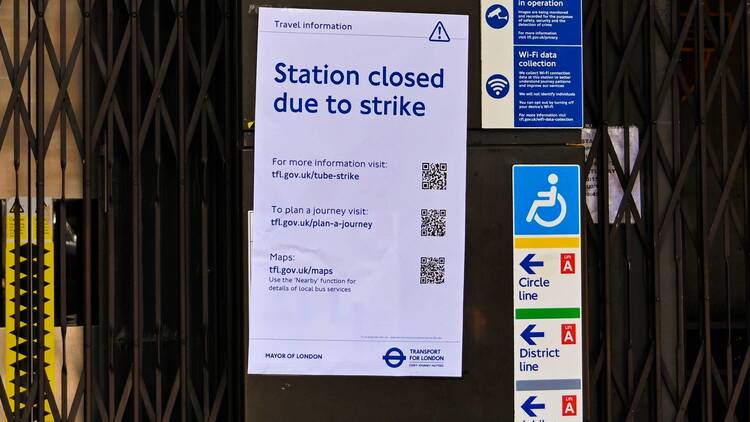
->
513;46;583;127
513;165;580;236
485;4;510;29
481;0;583;128
382;347;406;368
514;0;582;45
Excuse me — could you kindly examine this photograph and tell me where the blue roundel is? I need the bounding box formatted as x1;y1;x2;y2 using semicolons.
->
382;347;406;368
485;4;510;29
486;74;510;99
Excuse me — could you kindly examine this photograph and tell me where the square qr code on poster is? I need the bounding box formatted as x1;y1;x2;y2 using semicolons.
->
422;162;447;190
420;257;445;284
421;209;446;237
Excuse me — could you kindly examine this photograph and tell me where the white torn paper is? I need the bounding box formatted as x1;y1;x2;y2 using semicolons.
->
582;126;642;224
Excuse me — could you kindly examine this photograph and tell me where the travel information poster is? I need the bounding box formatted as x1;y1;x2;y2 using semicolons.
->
249;8;468;376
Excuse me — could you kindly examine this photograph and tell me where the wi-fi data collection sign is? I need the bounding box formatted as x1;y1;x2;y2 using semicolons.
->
481;0;583;128
249;8;468;377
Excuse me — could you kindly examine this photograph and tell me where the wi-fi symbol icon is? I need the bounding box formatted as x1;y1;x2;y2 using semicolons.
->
486;74;510;99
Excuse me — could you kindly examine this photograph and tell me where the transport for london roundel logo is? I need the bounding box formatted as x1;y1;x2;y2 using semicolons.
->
382;347;406;368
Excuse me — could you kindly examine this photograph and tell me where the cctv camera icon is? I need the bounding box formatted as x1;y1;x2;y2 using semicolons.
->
485;4;510;29
487;8;507;19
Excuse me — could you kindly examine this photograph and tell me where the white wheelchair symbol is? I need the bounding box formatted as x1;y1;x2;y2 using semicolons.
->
525;173;567;228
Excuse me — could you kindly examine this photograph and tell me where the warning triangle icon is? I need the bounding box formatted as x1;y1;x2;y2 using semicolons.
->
429;21;450;42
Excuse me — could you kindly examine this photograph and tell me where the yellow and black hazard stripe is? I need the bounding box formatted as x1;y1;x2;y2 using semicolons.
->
4;200;55;420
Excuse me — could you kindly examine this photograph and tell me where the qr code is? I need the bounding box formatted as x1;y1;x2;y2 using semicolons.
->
421;209;446;236
420;257;445;284
422;162;447;190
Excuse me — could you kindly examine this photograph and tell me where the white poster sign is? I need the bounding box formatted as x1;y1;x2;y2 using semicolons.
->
249;8;468;377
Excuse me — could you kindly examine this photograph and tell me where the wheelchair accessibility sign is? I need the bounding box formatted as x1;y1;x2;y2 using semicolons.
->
512;163;584;421
513;165;581;236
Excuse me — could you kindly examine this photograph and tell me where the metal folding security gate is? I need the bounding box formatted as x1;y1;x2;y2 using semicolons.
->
0;0;242;420
583;0;750;419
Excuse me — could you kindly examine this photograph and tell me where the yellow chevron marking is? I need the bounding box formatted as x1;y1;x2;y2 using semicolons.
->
4;202;56;420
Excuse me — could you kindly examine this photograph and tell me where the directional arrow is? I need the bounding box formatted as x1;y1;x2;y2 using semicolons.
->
520;324;545;345
521;395;546;417
520;253;544;274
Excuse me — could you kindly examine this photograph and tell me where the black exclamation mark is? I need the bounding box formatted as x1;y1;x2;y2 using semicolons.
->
437;25;443;40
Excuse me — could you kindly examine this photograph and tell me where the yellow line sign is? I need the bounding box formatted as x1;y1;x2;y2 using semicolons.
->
514;236;581;249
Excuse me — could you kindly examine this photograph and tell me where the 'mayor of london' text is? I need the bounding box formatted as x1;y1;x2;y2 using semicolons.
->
274;20;353;31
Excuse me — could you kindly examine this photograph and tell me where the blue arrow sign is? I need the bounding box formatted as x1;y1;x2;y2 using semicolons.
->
520;253;544;274
521;395;546;417
521;324;545;346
